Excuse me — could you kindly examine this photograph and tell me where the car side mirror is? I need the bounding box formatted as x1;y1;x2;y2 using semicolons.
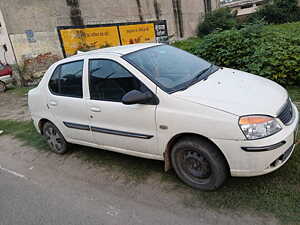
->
122;90;154;105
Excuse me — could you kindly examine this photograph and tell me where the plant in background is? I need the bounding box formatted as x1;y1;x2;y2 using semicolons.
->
255;0;300;24
174;22;300;86
197;8;238;36
10;64;26;87
240;16;268;28
172;38;203;53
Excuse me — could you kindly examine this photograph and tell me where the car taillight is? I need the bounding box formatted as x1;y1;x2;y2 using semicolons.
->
8;68;12;76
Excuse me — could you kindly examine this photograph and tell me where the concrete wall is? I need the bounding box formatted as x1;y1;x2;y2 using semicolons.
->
0;0;219;64
0;0;70;64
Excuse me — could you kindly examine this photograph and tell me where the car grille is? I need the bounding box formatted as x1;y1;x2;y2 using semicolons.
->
278;99;293;125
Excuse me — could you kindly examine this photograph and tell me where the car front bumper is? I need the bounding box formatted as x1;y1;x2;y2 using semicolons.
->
212;103;299;177
0;75;13;85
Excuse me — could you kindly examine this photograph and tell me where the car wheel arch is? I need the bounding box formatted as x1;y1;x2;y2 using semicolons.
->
38;118;54;135
163;133;230;173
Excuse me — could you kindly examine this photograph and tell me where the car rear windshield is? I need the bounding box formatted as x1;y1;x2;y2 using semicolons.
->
123;45;213;93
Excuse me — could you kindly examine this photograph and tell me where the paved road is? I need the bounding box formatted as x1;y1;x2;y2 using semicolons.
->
0;172;105;225
0;165;215;225
1;167;217;225
0;136;278;225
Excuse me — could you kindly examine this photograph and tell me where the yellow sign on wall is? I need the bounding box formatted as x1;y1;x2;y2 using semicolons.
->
58;21;167;57
59;26;120;56
119;23;156;45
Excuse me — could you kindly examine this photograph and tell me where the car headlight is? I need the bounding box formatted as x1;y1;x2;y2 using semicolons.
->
239;115;282;140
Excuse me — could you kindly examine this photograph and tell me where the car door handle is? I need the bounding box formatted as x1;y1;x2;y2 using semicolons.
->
90;107;101;112
49;101;57;107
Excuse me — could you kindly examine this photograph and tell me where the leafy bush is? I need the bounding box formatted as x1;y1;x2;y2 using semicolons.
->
254;0;300;24
197;8;237;36
172;38;203;53
173;22;300;86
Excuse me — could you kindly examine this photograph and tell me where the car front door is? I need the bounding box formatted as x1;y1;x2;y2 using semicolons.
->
86;57;160;157
47;59;93;143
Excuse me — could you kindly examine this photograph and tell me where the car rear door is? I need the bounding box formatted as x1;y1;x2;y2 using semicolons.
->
85;56;160;157
47;59;93;143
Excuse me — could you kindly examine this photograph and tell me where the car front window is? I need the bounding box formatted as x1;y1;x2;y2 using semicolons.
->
123;45;215;93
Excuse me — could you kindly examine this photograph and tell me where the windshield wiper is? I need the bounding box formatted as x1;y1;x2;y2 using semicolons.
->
175;65;214;92
193;64;214;81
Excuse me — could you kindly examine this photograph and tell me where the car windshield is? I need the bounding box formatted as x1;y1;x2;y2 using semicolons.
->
123;45;217;93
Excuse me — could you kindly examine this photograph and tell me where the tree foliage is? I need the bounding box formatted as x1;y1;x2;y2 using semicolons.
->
255;0;300;24
197;8;237;36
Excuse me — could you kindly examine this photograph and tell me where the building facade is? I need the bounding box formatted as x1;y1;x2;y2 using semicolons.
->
222;0;268;17
0;0;219;66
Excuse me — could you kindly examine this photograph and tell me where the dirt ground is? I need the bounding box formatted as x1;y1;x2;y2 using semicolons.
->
0;91;30;121
0;135;279;225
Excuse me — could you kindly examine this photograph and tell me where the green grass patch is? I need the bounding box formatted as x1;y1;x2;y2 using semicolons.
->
0;120;48;150
71;143;163;182
6;86;34;97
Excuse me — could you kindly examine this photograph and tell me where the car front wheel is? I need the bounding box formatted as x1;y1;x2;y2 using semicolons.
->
0;81;6;92
171;137;228;191
43;122;68;154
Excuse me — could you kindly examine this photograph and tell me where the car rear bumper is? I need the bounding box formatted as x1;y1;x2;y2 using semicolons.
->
212;103;299;177
33;118;41;134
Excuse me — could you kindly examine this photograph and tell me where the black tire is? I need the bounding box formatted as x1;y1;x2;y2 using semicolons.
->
171;137;228;191
43;122;68;154
0;81;6;93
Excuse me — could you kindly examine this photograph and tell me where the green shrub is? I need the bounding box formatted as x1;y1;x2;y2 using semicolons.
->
173;22;300;86
254;0;300;24
172;38;203;53
197;8;237;36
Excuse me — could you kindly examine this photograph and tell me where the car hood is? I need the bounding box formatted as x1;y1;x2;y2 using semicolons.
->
172;68;288;116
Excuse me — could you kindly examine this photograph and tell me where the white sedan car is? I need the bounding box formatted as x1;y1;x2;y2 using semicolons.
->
28;43;299;190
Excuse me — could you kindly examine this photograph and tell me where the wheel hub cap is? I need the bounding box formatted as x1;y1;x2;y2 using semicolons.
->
183;151;211;179
45;127;63;152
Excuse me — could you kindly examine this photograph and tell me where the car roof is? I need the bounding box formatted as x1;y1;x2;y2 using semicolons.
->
74;43;162;58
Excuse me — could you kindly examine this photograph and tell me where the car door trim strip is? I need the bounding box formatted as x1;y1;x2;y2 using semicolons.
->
91;126;153;139
63;121;153;139
63;122;91;131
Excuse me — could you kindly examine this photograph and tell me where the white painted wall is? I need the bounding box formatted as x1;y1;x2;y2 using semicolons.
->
9;31;63;64
0;9;16;65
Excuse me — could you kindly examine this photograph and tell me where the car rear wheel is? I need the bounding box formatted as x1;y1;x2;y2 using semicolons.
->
0;81;6;92
43;122;68;154
171;137;228;191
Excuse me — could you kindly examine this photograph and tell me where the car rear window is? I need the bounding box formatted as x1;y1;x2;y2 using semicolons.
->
49;60;84;98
